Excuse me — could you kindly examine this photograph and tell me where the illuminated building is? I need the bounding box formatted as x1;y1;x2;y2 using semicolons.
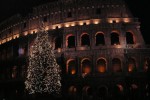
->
0;0;150;100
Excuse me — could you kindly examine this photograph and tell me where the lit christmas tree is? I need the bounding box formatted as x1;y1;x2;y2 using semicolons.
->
25;23;61;94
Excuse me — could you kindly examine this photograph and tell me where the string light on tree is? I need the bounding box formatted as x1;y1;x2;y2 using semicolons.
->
25;22;61;94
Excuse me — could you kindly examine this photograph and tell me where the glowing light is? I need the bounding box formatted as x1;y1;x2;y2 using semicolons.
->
71;23;75;26
108;18;120;23
116;45;121;48
98;66;106;73
123;18;130;23
52;26;56;29
128;64;134;72
57;48;61;53
79;21;84;25
85;21;90;25
65;24;70;27
83;66;91;74
2;39;6;44
45;26;49;31
93;19;100;24
71;69;76;75
25;24;61;94
13;34;19;39
7;37;12;41
58;25;61;28
24;32;28;36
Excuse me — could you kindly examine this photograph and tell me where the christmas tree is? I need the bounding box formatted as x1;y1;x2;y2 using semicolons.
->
25;23;61;94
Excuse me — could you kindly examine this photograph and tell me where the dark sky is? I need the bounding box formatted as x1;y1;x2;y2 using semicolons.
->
0;0;149;44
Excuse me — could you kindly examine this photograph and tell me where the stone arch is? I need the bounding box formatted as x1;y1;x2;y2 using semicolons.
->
128;57;137;72
81;33;90;46
126;31;135;44
81;58;92;75
96;58;107;73
112;58;122;72
66;34;75;48
112;84;124;99
111;32;120;45
130;83;139;98
82;86;93;96
66;59;77;75
97;86;108;99
95;32;105;46
68;86;77;96
116;84;124;92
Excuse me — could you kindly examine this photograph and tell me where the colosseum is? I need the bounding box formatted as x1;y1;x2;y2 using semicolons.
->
0;0;150;100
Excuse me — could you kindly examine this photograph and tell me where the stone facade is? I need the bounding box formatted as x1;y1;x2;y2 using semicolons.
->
0;0;150;100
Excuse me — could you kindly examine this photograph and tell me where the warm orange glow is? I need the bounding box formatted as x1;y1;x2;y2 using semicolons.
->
93;19;100;24
79;21;84;25
52;26;56;29
66;59;75;73
123;18;130;23
85;21;90;25
128;64;134;72
108;18;120;23
45;26;49;30
71;23;75;26
71;69;76;75
98;66;106;73
7;37;12;41
83;66;91;74
65;24;70;27
2;39;6;44
24;32;28;36
57;48;61;53
13;34;19;39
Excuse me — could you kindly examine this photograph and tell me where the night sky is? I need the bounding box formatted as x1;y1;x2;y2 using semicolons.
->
0;0;149;44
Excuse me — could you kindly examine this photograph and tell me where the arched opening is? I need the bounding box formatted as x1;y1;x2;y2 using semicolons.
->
81;33;90;46
97;58;107;73
144;57;149;72
128;58;136;72
66;35;75;48
68;86;77;96
67;59;77;75
126;32;134;44
111;32;120;45
112;84;124;99
130;84;139;100
117;84;124;92
112;58;122;72
97;86;108;99
81;59;91;75
82;86;93;99
55;37;62;50
95;33;105;46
